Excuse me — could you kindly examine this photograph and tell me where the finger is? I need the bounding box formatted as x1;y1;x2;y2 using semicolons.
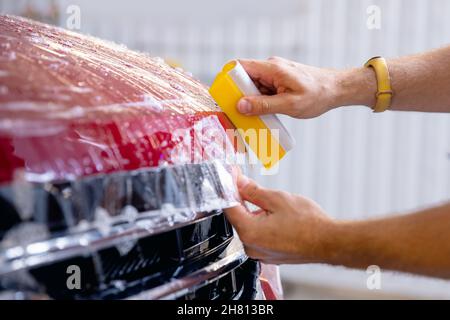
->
268;55;300;68
236;174;283;211
258;78;274;89
267;56;285;61
255;82;276;95
243;245;263;260
238;59;276;84
242;245;296;264
224;204;254;232
260;257;315;265
258;86;272;95
237;93;297;116
230;165;242;199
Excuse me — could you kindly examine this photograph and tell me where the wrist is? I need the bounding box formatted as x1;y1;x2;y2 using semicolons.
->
318;219;360;266
310;217;349;264
332;67;377;109
321;219;376;269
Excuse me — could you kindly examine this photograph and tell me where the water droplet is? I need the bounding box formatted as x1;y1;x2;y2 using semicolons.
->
121;205;138;222
169;81;185;92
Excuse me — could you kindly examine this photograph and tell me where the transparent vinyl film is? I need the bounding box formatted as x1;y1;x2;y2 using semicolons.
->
0;15;244;274
0;15;281;300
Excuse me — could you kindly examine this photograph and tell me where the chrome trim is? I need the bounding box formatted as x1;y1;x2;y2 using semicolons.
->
127;239;247;300
0;210;226;275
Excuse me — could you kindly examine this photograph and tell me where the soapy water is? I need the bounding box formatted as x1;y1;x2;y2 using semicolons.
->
0;15;216;113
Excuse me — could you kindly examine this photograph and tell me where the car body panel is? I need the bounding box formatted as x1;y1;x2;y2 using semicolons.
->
0;15;236;184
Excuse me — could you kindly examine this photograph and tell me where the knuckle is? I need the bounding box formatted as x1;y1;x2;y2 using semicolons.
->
244;183;260;201
287;60;298;68
275;67;289;78
271;61;284;72
261;99;271;114
268;55;282;62
244;59;256;65
273;190;287;200
254;99;271;114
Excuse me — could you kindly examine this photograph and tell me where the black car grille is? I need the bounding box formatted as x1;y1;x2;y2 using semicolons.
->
0;211;258;300
177;259;259;300
0;162;258;300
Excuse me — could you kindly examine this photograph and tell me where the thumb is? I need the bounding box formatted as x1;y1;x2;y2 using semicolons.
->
236;175;281;211
237;93;296;116
224;204;253;233
225;175;282;232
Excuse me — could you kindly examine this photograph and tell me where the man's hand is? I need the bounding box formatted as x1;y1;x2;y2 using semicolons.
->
225;174;336;264
236;57;345;119
226;174;450;279
237;46;450;117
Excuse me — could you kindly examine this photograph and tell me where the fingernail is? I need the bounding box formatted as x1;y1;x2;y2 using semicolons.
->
237;99;251;114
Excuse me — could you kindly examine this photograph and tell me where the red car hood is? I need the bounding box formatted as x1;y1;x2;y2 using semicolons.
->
0;15;235;185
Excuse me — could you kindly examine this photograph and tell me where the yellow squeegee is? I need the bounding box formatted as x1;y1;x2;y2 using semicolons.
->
209;60;295;169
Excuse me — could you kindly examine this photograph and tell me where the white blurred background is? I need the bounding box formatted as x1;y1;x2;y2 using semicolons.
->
1;0;450;299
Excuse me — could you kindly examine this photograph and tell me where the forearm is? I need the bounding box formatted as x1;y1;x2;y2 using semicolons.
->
335;46;450;113
324;202;450;278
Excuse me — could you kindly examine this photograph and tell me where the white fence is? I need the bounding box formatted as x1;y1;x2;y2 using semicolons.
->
2;0;450;297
